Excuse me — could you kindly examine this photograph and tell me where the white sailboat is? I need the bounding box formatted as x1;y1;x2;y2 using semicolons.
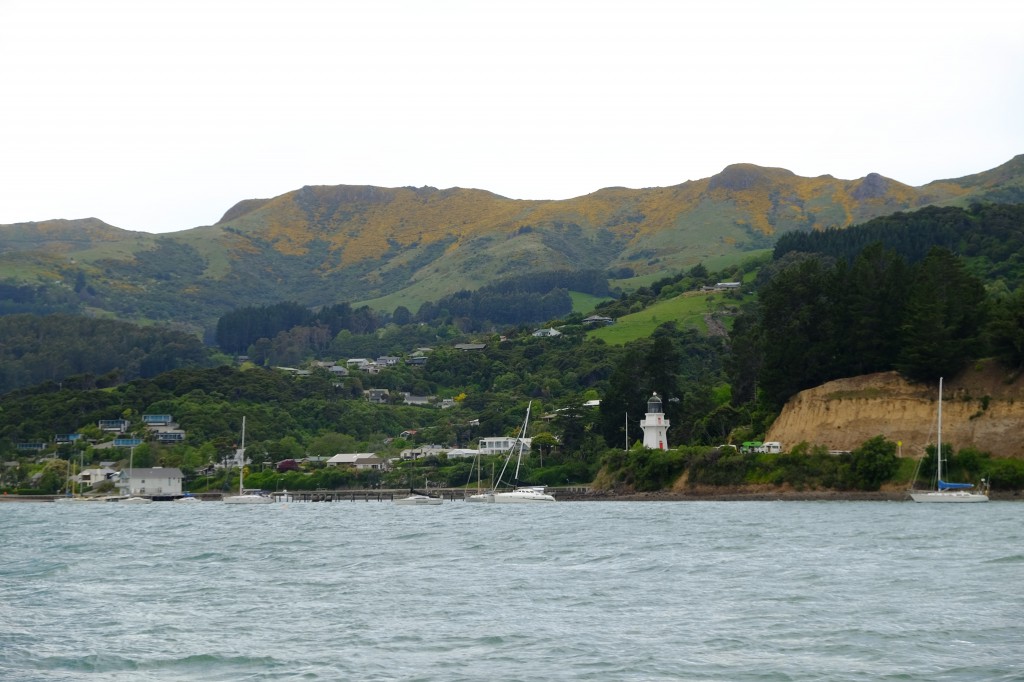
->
464;452;493;502
910;377;989;503
223;416;274;505
395;475;443;505
490;402;555;504
394;491;443;505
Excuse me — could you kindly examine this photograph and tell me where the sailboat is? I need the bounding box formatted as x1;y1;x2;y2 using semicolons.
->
489;402;556;504
54;456;90;503
394;475;443;505
223;416;274;505
910;378;989;503
464;451;493;503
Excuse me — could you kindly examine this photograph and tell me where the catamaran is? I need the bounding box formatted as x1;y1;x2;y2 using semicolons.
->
488;402;556;504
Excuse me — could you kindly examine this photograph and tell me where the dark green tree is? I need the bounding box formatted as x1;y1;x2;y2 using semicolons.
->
897;247;988;380
756;256;841;408
986;287;1024;369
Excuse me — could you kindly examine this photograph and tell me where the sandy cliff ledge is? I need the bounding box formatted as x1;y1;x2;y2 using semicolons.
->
764;366;1024;459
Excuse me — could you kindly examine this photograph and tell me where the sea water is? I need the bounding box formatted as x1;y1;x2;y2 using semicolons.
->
1;499;1021;681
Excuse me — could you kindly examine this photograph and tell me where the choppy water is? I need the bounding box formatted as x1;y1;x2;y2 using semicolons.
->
1;499;1021;681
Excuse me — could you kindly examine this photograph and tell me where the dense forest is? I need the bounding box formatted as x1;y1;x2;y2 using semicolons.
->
214;270;612;354
0;314;214;393
744;203;1024;408
4;204;1024;495
0;280;84;316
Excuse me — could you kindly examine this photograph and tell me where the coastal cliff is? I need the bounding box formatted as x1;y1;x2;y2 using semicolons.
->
765;365;1024;459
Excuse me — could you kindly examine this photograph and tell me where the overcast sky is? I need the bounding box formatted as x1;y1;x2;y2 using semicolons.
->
2;0;1021;234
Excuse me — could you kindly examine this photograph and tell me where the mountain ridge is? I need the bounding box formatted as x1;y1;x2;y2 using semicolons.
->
2;156;1023;333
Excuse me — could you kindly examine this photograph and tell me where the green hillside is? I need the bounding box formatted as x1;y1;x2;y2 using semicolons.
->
1;156;1023;335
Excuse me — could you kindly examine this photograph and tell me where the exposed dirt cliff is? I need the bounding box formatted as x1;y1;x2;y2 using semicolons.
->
765;364;1024;459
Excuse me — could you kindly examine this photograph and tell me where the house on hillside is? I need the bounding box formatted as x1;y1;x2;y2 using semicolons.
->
144;414;186;443
326;453;384;470
54;433;84;444
479;436;532;455
98;419;130;433
532;328;562;338
366;388;390;404
702;281;743;292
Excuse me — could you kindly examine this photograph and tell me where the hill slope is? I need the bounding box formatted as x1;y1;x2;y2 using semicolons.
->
2;155;1023;333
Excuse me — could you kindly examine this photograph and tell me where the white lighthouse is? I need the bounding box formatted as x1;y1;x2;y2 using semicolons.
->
640;392;670;450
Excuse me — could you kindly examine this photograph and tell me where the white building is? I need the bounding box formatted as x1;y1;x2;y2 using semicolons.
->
117;467;183;497
640;393;670;450
479;436;532;455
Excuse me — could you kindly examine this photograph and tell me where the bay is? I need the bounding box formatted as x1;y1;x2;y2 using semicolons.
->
1;500;1021;681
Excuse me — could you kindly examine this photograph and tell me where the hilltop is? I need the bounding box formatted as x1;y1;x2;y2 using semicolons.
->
2;155;1023;334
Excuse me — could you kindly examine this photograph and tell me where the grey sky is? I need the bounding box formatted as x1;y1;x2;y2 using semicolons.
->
2;0;1021;234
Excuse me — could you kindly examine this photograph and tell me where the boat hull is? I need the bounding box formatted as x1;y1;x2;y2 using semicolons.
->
491;488;556;503
910;491;989;503
394;495;443;505
223;494;274;504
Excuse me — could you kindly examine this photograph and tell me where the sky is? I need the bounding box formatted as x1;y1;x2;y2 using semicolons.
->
1;0;1022;235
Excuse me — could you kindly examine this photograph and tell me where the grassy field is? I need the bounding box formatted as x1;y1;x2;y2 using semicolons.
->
587;291;717;344
570;291;612;314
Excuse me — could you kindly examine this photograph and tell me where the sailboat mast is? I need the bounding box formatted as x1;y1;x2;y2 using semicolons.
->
512;402;531;484
937;378;943;486
239;416;246;495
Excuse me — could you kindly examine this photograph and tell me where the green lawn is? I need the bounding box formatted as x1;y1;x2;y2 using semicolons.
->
588;291;716;344
570;291;612;314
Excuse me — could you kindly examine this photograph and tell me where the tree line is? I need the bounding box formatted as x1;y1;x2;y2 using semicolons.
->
0;313;213;394
215;270;613;355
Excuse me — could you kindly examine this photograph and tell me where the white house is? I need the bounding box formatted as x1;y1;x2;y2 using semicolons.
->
532;328;562;337
117;467;183;497
478;436;532;455
78;467;116;487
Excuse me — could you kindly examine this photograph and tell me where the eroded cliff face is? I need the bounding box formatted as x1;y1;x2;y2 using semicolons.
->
765;366;1024;459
